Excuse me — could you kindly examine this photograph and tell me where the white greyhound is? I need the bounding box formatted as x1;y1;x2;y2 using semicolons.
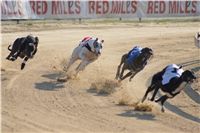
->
63;37;104;78
194;32;200;48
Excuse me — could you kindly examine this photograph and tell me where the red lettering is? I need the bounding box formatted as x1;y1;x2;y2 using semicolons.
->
1;2;6;15
192;1;197;13
154;1;159;14
169;1;177;13
96;1;101;14
68;1;74;14
131;1;137;13
159;1;165;14
126;1;130;14
185;1;190;13
63;2;67;14
75;1;81;14
52;1;60;14
36;1;41;14
121;1;125;14
103;0;109;14
2;1;24;16
29;1;35;13
17;1;24;15
180;2;184;13
111;1;119;13
42;1;47;14
89;1;95;13
30;1;47;15
147;1;153;14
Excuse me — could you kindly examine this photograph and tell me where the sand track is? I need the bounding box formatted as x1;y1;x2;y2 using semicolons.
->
1;22;200;133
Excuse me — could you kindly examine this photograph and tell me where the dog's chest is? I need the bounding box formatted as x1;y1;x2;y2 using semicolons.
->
84;51;98;60
172;82;187;94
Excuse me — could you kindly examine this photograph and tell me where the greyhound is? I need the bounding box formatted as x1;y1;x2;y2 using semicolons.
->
6;35;39;70
142;65;196;112
115;47;153;82
63;37;104;78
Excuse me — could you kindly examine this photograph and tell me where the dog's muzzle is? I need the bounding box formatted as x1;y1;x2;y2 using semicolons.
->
188;77;197;84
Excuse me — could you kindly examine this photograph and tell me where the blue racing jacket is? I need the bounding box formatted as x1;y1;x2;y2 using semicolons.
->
127;46;142;65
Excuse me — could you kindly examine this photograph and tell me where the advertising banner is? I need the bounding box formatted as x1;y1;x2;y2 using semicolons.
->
1;0;200;20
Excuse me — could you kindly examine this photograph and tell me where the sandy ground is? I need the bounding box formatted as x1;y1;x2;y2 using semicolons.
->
1;21;200;133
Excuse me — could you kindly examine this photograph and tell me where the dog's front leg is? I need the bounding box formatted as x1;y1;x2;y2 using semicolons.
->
120;71;132;81
155;95;168;112
21;57;29;70
129;71;137;82
75;60;90;77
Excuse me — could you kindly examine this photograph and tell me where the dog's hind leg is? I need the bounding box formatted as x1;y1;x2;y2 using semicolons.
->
115;54;127;80
141;84;156;103
6;51;19;61
6;46;17;61
6;53;13;60
120;71;133;81
149;86;159;101
129;71;137;82
155;95;168;112
63;57;77;72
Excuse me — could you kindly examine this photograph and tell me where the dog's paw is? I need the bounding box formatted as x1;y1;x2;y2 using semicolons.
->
10;57;16;61
63;67;68;72
148;98;154;102
57;77;68;82
21;63;25;70
161;108;165;112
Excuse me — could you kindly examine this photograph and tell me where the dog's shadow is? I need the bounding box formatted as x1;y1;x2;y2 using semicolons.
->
35;72;65;91
118;110;156;121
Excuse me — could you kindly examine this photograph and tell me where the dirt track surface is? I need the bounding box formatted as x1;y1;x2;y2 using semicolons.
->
1;22;200;133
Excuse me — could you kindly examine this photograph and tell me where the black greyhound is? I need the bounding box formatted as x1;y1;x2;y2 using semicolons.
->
6;35;39;70
142;69;196;112
115;47;153;82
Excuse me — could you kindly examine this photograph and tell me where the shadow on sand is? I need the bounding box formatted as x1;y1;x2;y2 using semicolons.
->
157;91;200;124
184;85;200;104
35;72;65;91
86;88;110;97
118;110;156;121
178;59;200;67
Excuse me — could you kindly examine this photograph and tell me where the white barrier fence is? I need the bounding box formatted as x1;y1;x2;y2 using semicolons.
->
1;0;200;20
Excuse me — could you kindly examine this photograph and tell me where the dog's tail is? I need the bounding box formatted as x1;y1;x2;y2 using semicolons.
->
8;44;12;51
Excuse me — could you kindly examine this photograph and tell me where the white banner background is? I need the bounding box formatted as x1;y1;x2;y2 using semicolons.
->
1;0;200;20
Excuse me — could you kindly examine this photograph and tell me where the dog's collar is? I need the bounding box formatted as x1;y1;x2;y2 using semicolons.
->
84;43;93;52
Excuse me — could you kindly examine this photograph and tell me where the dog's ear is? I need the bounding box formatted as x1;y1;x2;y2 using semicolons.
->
198;32;200;38
95;38;98;42
101;40;104;43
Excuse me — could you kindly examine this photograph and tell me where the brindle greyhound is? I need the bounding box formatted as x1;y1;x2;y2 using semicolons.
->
115;47;153;82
